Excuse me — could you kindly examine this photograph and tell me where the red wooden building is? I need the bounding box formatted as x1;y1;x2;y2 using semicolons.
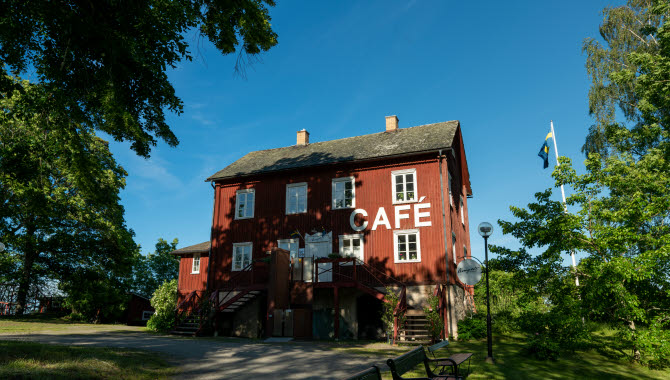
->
172;116;474;341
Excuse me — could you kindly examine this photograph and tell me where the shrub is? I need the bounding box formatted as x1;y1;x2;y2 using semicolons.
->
423;294;444;343
146;279;177;333
458;312;487;341
381;286;406;343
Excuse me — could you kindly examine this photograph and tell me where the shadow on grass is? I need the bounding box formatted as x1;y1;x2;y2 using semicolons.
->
0;340;175;379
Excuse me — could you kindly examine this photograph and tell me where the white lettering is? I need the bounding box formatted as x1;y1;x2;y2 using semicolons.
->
394;205;411;229
414;203;432;227
371;207;391;230
349;209;368;231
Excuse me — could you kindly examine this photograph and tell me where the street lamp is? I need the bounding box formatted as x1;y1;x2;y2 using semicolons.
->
478;222;495;364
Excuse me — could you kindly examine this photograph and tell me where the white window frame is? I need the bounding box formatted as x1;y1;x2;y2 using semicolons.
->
460;195;465;225
191;253;201;274
142;310;154;321
339;234;364;263
332;177;355;210
392;168;417;204
452;232;457;264
232;242;253;271
286;182;308;214
448;171;453;207
278;238;299;258
235;188;255;220
393;229;421;263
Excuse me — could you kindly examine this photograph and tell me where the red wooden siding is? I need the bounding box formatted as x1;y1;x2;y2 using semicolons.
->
178;253;209;292
208;132;473;290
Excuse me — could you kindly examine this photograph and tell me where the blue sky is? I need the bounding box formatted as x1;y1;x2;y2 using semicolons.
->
107;0;620;264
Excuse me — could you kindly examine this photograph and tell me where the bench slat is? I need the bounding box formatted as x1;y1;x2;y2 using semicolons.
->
343;365;381;380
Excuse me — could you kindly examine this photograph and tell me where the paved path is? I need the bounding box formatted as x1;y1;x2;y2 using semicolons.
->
1;327;408;379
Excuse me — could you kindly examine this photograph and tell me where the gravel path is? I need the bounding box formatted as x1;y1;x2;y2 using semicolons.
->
1;326;406;379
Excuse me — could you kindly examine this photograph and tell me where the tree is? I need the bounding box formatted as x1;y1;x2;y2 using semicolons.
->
0;77;136;316
0;0;278;157
491;0;670;365
583;0;669;156
130;238;180;298
146;279;178;333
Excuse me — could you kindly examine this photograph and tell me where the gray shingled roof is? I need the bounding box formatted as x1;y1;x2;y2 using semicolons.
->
207;121;459;181
170;241;210;256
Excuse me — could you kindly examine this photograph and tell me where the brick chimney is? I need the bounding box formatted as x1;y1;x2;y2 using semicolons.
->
297;129;309;145
385;115;399;132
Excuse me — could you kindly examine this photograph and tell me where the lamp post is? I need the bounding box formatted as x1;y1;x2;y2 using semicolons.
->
478;222;495;364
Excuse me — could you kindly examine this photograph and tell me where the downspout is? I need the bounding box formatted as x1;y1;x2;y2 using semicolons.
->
207;181;217;293
438;149;454;338
207;181;219;335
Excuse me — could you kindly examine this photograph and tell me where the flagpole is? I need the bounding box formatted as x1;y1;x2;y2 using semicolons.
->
550;120;579;286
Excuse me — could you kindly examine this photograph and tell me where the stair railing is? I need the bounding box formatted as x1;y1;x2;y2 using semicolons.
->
174;290;201;330
214;259;264;311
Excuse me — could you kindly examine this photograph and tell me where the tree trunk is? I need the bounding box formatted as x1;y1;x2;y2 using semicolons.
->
15;225;37;316
628;320;641;361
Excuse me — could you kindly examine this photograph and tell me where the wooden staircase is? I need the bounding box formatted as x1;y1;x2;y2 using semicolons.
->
171;314;202;336
220;289;262;313
399;310;431;344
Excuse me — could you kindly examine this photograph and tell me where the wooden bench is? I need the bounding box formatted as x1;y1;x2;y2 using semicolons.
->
426;340;473;378
343;365;382;380
386;346;462;380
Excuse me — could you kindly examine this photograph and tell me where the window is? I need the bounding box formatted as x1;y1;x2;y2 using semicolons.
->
286;183;307;214
460;195;465;225
235;189;255;219
191;253;201;274
339;234;364;263
332;177;355;209
464;245;468;260
452;232;457;264
142;311;154;321
232;243;252;271
394;229;421;263
448;171;453;206
392;169;417;203
278;238;299;258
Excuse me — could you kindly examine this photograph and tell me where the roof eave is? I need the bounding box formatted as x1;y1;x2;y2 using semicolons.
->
205;147;452;183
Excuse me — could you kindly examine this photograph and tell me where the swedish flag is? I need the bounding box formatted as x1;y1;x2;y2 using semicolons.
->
538;132;552;169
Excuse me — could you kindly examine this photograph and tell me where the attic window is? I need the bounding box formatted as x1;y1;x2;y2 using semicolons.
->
191;253;201;274
332;177;355;209
286;183;307;214
235;189;255;219
392;169;417;204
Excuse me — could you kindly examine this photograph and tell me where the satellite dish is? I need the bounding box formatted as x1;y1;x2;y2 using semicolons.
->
456;259;482;285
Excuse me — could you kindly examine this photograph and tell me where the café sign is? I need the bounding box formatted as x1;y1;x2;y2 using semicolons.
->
456;259;482;286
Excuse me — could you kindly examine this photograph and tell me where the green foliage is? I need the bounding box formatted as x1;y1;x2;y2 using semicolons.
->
130;238;180;298
423;294;443;342
381;286;406;341
635;316;670;369
472;267;546;333
146;279;178;333
0;78;136;316
457;313;487;341
0;0;278;157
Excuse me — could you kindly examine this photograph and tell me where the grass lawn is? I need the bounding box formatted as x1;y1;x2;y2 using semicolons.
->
0;314;146;334
332;333;670;380
0;340;176;379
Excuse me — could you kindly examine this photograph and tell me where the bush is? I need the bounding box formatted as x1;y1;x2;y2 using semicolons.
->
518;308;588;360
423;294;443;342
458;313;487;341
381;286;406;343
146;279;177;332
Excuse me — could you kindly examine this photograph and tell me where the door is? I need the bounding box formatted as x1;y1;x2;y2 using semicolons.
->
306;231;332;282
